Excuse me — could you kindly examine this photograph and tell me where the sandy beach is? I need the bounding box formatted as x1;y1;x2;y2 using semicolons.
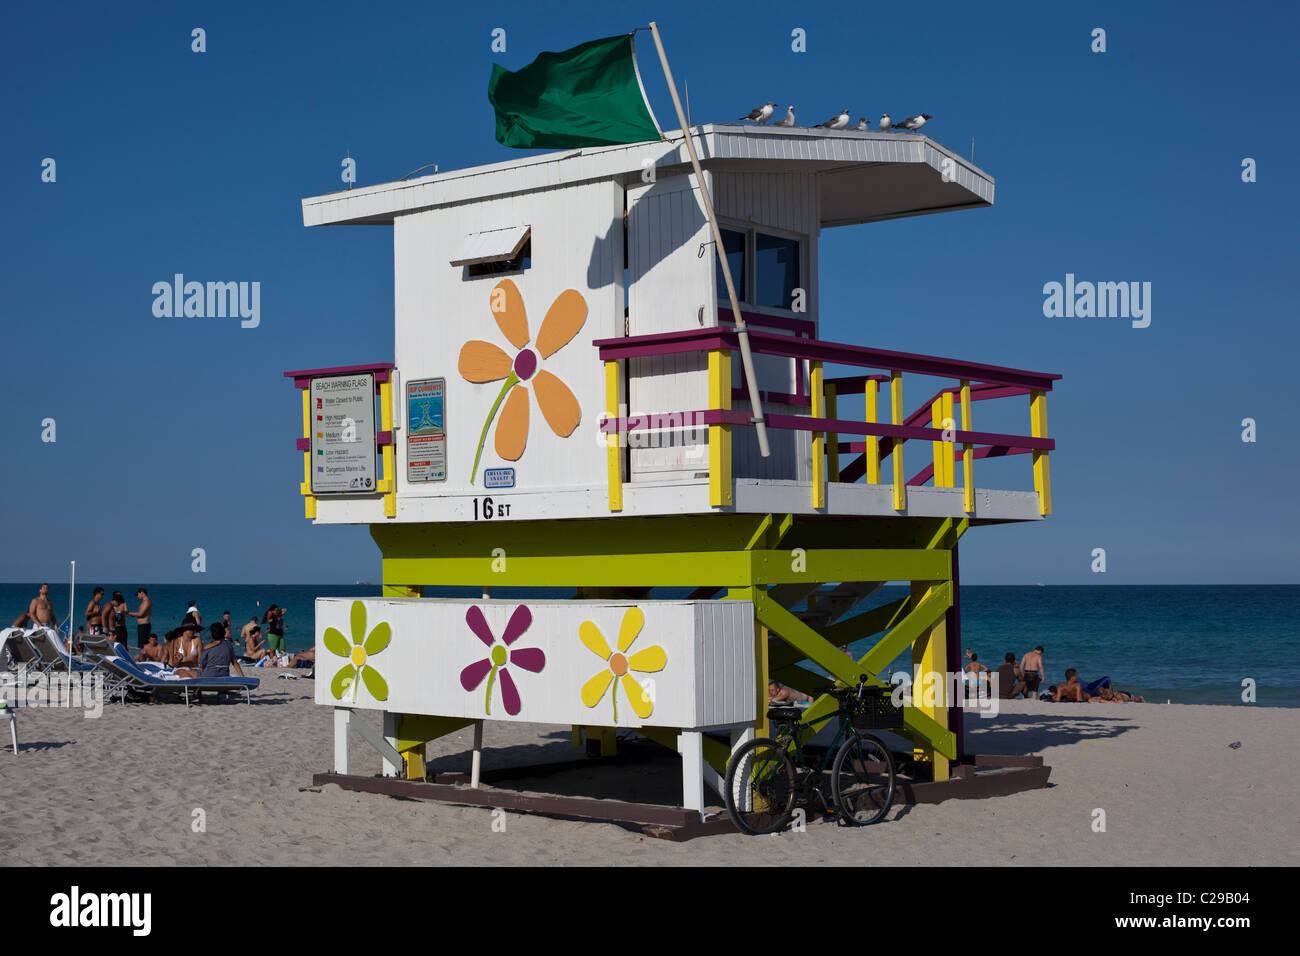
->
2;673;1295;866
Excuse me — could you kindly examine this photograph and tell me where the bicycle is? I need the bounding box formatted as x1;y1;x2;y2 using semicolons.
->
724;678;898;835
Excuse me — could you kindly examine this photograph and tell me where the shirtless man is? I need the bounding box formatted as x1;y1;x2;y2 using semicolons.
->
964;653;990;698
244;624;275;662
128;588;153;647
240;616;259;644
27;583;58;629
85;587;105;634
1020;645;1045;699
1055;668;1091;702
134;634;167;664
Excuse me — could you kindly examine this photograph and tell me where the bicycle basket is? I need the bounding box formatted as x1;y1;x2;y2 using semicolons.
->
837;685;904;730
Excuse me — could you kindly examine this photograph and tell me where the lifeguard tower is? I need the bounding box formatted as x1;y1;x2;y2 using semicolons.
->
287;122;1059;829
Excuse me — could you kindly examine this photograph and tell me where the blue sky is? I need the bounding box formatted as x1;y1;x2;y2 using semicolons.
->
2;1;1296;585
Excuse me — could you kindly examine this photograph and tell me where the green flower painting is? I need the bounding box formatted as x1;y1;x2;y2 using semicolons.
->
324;600;392;703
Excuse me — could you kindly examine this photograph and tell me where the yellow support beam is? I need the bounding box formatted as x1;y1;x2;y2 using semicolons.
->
864;378;880;484
930;396;944;488
707;351;732;507
891;371;906;511
379;379;396;518
1030;389;1052;516
604;360;624;512
960;380;975;514
910;580;950;780
810;361;825;509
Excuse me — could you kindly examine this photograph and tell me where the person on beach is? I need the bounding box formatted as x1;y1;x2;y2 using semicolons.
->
964;652;990;698
172;623;203;672
182;601;201;629
127;588;152;646
243;624;275;662
240;616;259;644
177;625;245;696
1020;646;1045;698
11;612;31;628
996;652;1024;699
768;680;811;703
26;583;58;630
84;587;105;634
1055;668;1090;702
287;647;315;668
263;605;287;652
134;634;167;664
221;611;233;641
102;592;129;647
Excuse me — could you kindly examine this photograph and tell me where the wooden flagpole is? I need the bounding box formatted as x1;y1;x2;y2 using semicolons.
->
647;21;771;458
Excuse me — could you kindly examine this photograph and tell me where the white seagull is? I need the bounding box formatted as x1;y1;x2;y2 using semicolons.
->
879;113;892;131
739;101;776;124
815;108;851;130
898;114;932;131
854;117;869;130
773;105;796;127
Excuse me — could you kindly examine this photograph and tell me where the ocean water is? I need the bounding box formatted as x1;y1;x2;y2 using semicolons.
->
4;583;1295;707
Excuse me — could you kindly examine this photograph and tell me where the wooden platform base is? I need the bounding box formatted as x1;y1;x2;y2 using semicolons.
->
313;752;1050;841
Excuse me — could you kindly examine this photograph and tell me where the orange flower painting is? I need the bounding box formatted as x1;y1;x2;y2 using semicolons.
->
458;279;587;483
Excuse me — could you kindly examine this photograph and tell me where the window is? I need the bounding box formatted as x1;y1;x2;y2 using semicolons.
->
716;227;802;311
754;233;800;310
715;228;746;301
451;225;532;277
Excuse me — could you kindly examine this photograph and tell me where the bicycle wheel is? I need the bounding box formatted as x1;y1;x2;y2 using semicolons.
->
831;733;896;826
725;737;797;835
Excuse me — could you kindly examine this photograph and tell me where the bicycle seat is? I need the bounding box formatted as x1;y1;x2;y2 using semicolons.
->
766;706;804;724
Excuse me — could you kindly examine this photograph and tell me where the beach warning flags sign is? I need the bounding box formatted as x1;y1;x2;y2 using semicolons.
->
488;34;661;148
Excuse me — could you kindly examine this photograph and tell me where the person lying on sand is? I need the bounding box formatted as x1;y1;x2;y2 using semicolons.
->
287;647;315;668
1055;668;1090;702
768;680;811;703
1092;684;1144;703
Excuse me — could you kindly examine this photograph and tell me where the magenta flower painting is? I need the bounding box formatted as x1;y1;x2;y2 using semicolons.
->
459;604;546;716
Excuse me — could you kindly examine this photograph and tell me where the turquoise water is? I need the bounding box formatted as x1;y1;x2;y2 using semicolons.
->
5;583;1295;707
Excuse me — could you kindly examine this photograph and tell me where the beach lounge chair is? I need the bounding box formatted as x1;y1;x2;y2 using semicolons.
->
94;655;259;707
27;628;98;677
1;627;42;672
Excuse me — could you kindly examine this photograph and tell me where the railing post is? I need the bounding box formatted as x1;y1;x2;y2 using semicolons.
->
1030;390;1052;516
707;350;733;507
300;388;316;519
930;396;945;488
810;361;826;509
960;380;974;514
825;382;840;483
379;378;396;518
941;388;955;488
865;378;881;484
891;371;906;511
605;359;624;512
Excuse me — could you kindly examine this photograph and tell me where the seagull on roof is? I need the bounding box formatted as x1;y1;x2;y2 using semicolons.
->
898;114;932;131
773;105;796;127
854;117;869;130
739;101;776;124
815;109;851;130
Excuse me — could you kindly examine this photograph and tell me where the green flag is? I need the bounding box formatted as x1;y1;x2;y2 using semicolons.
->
488;34;661;149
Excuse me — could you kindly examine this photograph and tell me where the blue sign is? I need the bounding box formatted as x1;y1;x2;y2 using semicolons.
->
483;468;516;489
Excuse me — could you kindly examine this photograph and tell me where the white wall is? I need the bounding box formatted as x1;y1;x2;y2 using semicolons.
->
392;181;623;503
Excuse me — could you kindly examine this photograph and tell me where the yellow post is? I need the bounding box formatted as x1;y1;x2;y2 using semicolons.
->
910;581;950;781
604;360;624;512
379;379;396;518
810;362;825;509
960;381;975;514
403;746;427;780
825;383;839;482
300;388;316;519
930;396;944;487
941;389;955;488
891;371;906;511
707;350;733;507
1030;390;1052;516
865;378;881;484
